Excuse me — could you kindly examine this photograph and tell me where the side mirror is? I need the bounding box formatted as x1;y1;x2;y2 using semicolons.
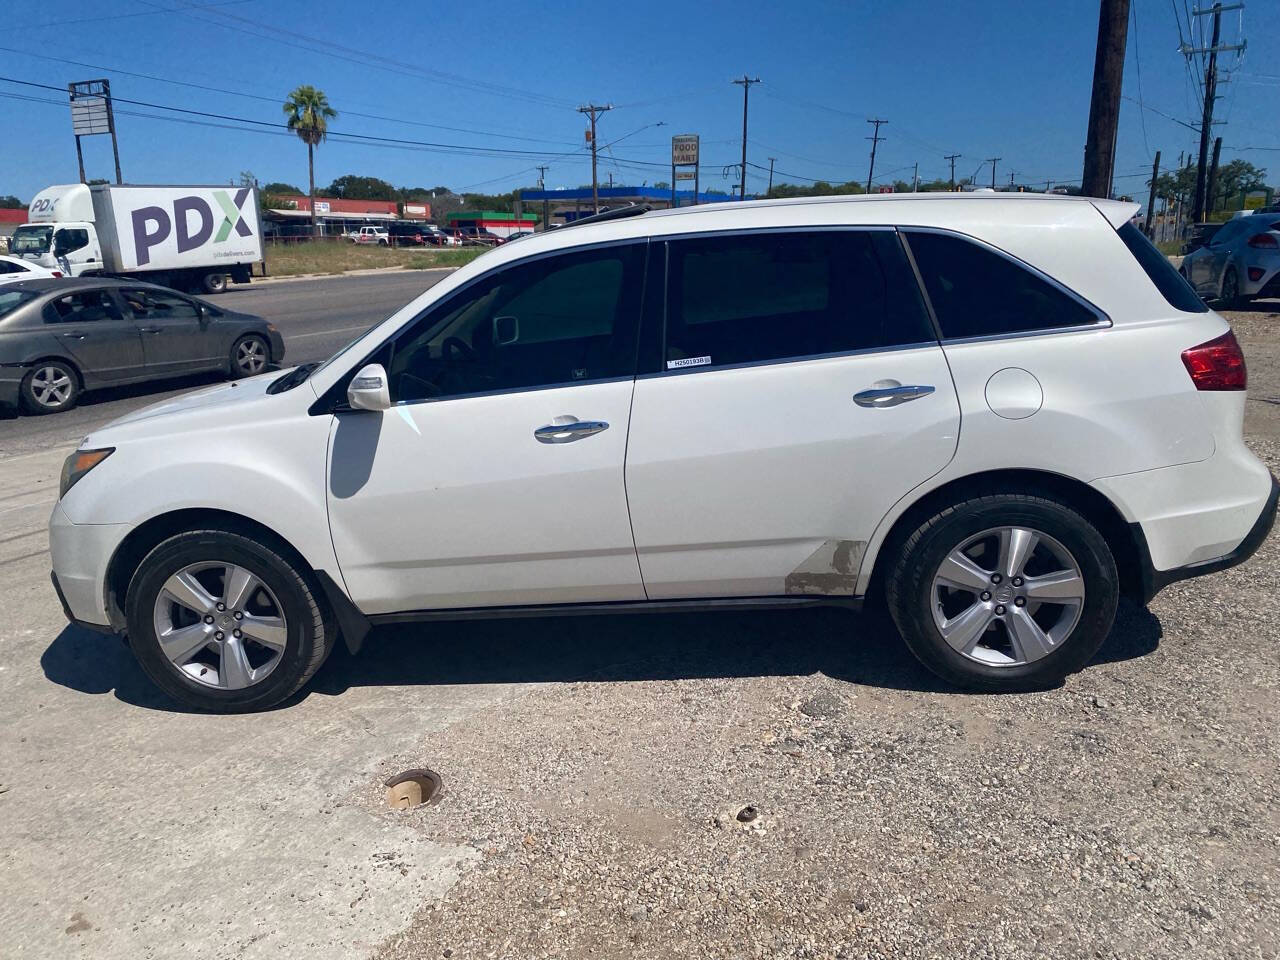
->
493;315;519;346
347;362;390;412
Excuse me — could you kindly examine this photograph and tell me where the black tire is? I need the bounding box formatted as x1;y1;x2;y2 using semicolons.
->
884;492;1118;692
202;272;229;294
1220;267;1243;308
125;529;335;712
20;359;80;414
229;333;269;378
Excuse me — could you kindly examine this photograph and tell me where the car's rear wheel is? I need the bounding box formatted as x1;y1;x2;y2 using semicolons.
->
20;360;80;414
125;529;334;712
1221;267;1244;308
885;492;1118;691
230;334;269;378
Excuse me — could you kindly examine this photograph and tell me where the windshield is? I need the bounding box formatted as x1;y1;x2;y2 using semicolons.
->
10;225;52;256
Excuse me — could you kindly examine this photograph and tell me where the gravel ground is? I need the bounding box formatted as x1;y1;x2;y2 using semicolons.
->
357;308;1280;960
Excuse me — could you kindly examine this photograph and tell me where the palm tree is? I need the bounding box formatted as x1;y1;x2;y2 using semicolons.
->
282;85;337;235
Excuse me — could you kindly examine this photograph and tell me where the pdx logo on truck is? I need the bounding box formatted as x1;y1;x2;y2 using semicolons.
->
131;188;255;265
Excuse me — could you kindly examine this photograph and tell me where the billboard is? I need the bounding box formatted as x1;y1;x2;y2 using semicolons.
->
671;135;700;166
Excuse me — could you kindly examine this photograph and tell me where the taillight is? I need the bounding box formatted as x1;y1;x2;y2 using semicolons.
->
1247;232;1278;249
51;270;63;278
1249;267;1265;282
1181;330;1247;390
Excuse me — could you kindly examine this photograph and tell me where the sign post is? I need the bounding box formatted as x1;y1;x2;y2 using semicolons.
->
671;134;700;207
68;79;122;185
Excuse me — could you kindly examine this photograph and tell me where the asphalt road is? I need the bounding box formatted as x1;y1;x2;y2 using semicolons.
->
0;270;450;459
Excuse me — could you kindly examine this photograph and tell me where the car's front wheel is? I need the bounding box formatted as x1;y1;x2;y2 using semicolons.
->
885;492;1118;691
125;529;335;712
230;334;269;378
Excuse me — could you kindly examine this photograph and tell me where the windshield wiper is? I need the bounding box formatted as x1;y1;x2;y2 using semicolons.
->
267;362;319;394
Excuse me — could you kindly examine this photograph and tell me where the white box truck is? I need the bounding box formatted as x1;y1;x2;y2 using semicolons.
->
10;183;264;294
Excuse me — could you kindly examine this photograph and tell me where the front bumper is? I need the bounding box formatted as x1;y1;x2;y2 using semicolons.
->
48;501;130;631
268;328;286;364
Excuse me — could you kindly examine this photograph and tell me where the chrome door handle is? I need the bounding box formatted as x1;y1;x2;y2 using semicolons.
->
853;384;935;408
64;333;88;340
138;327;161;334
534;418;609;443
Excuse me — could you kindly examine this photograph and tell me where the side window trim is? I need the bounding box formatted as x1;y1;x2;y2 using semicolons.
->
650;225;936;379
899;227;1112;344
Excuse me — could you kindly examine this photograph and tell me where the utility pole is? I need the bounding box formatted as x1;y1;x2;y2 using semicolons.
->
1081;0;1130;199
767;157;776;195
536;165;549;232
1144;150;1161;238
1206;136;1223;216
945;153;961;190
732;76;761;200
1183;3;1246;219
577;103;613;213
865;119;887;193
912;162;919;192
986;157;1001;189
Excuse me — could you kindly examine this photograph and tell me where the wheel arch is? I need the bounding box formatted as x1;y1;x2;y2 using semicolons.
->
103;507;364;652
862;468;1146;604
23;354;84;387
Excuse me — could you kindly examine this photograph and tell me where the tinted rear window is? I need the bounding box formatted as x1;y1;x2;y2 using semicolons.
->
1117;222;1207;313
905;231;1100;339
0;290;35;320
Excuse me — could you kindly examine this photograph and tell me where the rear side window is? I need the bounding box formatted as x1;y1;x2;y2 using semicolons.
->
663;230;934;370
44;290;125;324
1116;222;1207;313
905;231;1100;339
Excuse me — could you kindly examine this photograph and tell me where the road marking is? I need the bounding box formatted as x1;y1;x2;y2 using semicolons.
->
286;323;373;342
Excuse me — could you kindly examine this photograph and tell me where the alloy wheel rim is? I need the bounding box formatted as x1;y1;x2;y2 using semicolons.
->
236;339;266;374
930;525;1085;667
31;366;72;407
152;561;288;690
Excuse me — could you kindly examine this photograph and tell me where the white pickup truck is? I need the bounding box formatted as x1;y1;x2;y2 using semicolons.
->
348;225;390;245
10;183;264;294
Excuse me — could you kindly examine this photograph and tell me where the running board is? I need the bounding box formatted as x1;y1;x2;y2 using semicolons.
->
367;594;862;626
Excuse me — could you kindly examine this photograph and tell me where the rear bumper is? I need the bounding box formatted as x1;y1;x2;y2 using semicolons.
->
0;365;23;412
1135;475;1278;603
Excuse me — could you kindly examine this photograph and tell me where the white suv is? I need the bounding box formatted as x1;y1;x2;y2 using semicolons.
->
49;194;1278;712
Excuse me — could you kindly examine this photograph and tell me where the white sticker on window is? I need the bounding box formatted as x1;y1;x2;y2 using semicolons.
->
667;356;712;369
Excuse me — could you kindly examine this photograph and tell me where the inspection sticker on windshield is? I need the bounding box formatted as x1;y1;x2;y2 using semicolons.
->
668;356;711;369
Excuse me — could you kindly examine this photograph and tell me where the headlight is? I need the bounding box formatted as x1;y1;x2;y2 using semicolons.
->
60;448;113;499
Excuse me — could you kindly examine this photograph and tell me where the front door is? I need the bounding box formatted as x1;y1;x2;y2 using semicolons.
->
118;287;218;374
625;229;961;599
326;241;649;614
43;288;144;384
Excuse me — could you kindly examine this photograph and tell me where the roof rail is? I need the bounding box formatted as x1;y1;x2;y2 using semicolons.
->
554;203;652;229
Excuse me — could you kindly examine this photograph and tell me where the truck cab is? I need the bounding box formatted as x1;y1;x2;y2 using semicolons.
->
13;185;104;277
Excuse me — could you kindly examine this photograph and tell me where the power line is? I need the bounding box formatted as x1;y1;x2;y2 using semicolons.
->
8;0;247;30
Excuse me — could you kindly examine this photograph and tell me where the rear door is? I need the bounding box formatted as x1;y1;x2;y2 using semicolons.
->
624;228;960;599
118;287;219;374
43;288;144;384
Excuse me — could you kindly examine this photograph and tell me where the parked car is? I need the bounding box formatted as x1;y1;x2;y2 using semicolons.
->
349;226;390;246
1180;213;1280;305
49;194;1276;712
0;254;63;284
1181;222;1222;256
422;225;461;247
0;277;284;415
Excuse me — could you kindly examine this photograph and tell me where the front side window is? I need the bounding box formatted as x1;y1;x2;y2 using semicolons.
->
0;290;35;321
904;231;1100;339
386;243;644;402
55;229;89;254
44;290;124;324
663;230;934;370
119;288;200;323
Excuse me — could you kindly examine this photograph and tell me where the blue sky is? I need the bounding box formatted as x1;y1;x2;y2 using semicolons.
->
3;0;1277;205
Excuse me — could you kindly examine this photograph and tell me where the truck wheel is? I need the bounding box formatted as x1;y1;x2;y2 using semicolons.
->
202;272;229;294
21;360;81;414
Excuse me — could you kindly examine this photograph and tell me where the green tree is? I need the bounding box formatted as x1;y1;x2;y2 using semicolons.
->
0;195;23;209
282;85;337;233
262;181;303;195
324;175;397;201
238;170;257;188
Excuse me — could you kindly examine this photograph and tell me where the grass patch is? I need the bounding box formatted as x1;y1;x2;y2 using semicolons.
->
1156;239;1183;257
264;240;486;277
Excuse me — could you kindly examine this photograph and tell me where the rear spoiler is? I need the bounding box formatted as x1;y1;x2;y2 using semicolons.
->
1092;199;1142;229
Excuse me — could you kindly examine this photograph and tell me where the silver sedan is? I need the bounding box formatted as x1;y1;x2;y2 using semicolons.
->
1180;212;1280;306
